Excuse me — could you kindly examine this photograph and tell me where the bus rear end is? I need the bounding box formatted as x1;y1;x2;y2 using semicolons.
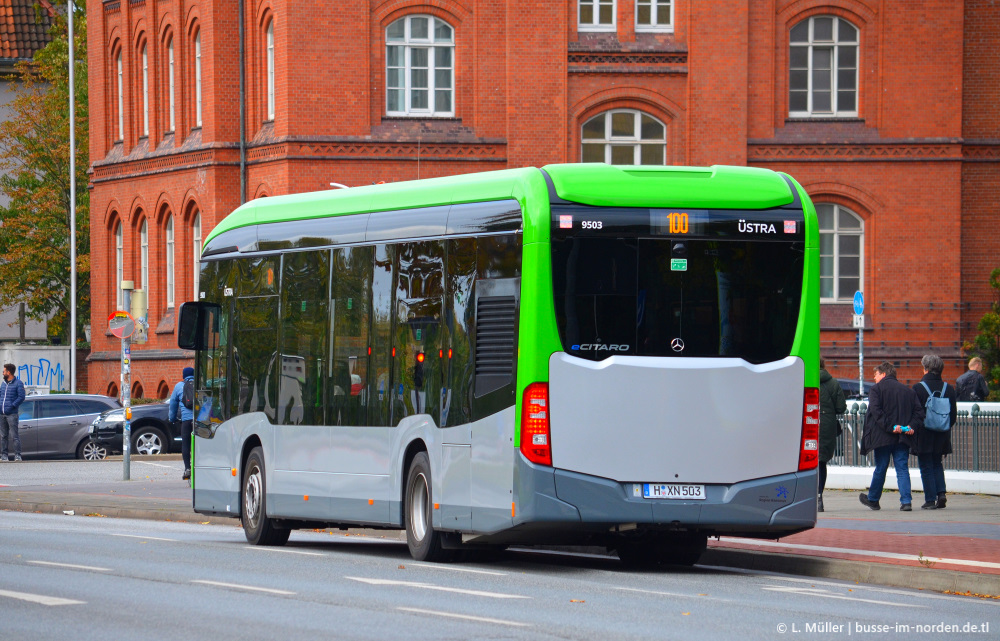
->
511;164;819;564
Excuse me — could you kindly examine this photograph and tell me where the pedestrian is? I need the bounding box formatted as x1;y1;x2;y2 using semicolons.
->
818;358;847;513
859;362;924;511
956;357;990;402
912;354;956;509
0;363;26;462
168;366;195;480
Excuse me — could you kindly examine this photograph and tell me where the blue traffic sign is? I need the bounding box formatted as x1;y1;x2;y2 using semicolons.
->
853;291;864;315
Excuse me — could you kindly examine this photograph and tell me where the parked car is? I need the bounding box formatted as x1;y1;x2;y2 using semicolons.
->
89;403;181;456
16;394;121;460
838;378;874;400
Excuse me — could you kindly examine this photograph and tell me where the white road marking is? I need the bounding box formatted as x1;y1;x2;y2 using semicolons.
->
765;575;1000;603
616;586;722;600
246;546;325;557
190;580;296;595
0;589;85;606
345;576;529;599
408;563;507;576
718;537;1000;570
132;461;177;470
110;533;177;542
762;585;924;608
397;607;529;627
27;560;111;572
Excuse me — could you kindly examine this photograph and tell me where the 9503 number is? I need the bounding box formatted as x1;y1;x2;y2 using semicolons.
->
581;220;603;230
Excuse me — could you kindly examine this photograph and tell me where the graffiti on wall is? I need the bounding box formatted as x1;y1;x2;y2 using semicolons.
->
18;358;66;391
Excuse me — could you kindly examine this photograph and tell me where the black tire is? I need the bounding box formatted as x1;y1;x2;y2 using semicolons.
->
242;447;290;546
132;426;168;456
76;439;108;461
404;451;453;562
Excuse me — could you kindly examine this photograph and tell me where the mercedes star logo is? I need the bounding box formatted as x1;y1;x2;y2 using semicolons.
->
671;338;685;352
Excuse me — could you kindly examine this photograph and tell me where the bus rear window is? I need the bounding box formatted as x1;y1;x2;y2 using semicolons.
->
551;216;804;364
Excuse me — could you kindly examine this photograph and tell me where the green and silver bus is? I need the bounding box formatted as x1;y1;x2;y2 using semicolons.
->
178;163;820;566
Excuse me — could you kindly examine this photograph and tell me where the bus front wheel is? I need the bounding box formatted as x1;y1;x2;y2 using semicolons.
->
404;452;453;562
242;447;290;546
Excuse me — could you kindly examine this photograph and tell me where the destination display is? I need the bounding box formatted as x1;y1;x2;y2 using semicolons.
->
551;205;805;240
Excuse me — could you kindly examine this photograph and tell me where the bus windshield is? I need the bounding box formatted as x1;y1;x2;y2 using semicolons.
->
551;205;805;364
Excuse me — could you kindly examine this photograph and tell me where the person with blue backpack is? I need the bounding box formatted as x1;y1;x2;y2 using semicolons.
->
168;366;195;480
912;354;957;510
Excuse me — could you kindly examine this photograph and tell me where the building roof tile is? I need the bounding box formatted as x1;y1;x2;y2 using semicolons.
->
0;0;55;61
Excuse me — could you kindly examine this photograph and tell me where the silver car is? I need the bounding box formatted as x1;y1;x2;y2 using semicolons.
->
16;394;121;460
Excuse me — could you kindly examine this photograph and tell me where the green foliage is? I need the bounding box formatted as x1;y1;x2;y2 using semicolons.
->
964;268;1000;401
0;6;89;343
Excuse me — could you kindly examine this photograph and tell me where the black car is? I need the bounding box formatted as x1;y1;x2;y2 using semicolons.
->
16;394;121;460
838;378;874;400
89;403;181;456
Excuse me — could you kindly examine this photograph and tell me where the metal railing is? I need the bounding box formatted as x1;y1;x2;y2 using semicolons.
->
832;403;1000;472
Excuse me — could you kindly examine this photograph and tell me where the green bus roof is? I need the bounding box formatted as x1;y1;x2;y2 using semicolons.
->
204;164;796;247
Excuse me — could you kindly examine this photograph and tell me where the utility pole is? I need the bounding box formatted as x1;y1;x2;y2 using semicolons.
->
68;1;77;392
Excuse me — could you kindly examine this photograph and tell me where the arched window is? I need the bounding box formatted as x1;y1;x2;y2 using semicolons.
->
194;31;202;127
116;50;124;140
167;37;175;132
581;109;666;165
140;219;149;295
817;203;863;301
157;380;170;399
165;215;175;307
140;43;149;136
266;20;275;120
192;212;202;299
789;16;858;117
386;16;454;117
114;221;123;309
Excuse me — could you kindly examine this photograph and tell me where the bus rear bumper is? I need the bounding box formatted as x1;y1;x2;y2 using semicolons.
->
512;457;816;541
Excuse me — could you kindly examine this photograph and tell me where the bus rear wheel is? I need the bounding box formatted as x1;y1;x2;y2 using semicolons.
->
242;447;290;546
404;452;453;562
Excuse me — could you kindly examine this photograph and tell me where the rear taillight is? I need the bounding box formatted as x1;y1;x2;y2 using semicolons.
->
520;383;552;466
799;387;820;471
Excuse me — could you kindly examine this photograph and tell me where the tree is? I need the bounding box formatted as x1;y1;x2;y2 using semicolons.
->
0;5;88;344
964;267;1000;401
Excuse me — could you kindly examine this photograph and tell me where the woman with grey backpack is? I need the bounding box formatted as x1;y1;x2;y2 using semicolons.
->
912;354;957;509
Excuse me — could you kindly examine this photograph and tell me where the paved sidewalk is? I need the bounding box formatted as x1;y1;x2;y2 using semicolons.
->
1;458;998;597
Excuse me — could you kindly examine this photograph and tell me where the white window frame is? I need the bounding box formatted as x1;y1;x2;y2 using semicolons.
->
635;0;673;32
141;44;149;136
789;16;859;118
194;32;202;127
817;203;864;302
116;51;124;140
114;222;123;310
140;219;149;294
580;109;667;165
192;213;202;299
167;37;175;132
165;215;175;308
266;21;275;121
385;15;454;117
578;0;616;31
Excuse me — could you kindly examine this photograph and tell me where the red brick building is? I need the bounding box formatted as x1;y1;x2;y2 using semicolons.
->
86;0;1000;396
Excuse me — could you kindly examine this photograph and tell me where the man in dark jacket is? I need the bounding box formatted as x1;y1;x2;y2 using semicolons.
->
912;354;956;509
0;363;26;461
859;362;924;511
956;357;990;402
818;359;847;512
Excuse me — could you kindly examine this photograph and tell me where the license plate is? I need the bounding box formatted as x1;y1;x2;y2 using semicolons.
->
642;483;706;500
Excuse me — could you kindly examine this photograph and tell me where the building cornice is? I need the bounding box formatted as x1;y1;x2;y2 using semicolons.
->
748;141;966;162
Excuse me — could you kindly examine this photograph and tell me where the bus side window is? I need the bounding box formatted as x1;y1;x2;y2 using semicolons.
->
445;238;476;426
232;257;279;422
394;240;444;424
330;245;372;427
368;244;395;427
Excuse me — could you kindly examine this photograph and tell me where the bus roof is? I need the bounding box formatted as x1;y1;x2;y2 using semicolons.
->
204;164;795;248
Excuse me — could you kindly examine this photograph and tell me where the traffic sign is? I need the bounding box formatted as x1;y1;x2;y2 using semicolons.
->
852;314;865;329
853;291;864;315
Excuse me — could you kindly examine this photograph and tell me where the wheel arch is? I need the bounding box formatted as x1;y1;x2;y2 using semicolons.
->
399;438;428;525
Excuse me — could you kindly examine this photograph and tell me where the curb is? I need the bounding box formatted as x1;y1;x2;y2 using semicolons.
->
700;547;1000;596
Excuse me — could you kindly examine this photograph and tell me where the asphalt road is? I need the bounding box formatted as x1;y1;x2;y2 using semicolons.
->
1;510;997;641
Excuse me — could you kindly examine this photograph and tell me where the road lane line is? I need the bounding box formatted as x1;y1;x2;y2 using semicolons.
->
110;533;177;542
245;546;325;557
408;563;507;576
27;561;111;572
345;577;529;599
718;537;1000;570
397;607;529;627
762;585;924;608
0;589;85;606
190;580;295;595
765;576;997;603
615;586;724;600
133;461;177;470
